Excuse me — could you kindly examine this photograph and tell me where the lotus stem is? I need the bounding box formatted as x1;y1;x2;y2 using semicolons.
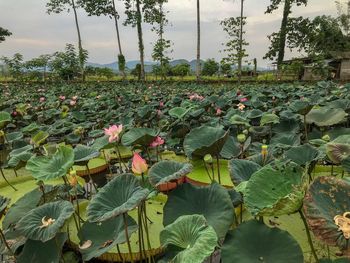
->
102;150;111;175
138;206;146;262
216;155;221;184
13;169;18;177
75;187;82;229
115;144;125;172
142;201;154;263
85;164;98;194
203;160;213;182
0;228;14;257
303;114;308;142
0;167;17;191
116;244;124;262
123;213;134;263
298;210;318;262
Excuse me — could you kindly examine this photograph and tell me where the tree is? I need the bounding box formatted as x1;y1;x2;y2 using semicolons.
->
220;17;249;75
171;63;190;79
50;44;87;81
149;0;172;80
25;55;52;82
1;53;24;79
46;0;86;80
237;0;245;82
335;0;350;37
220;62;231;76
202;59;219;76
0;27;12;43
264;0;308;69
131;63;142;81
79;0;127;78
196;0;201;82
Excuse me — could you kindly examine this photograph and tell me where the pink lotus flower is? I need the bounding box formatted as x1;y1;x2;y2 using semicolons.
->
96;95;101;99
237;103;246;111
132;152;148;175
150;136;165;148
40;97;46;103
159;101;164;108
11;111;17;117
59;95;66;101
70;100;76;106
72;96;78;101
216;108;222;116
104;124;123;143
240;97;248;103
189;93;204;101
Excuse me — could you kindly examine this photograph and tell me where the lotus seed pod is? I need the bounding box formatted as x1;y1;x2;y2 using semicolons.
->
242;129;249;135
322;135;330;142
204;154;213;164
237;134;246;143
261;145;268;156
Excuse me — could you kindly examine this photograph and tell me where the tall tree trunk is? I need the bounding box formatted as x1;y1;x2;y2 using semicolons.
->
112;0;126;79
159;3;165;81
136;0;145;82
277;0;291;70
238;0;244;83
196;0;201;82
71;0;85;81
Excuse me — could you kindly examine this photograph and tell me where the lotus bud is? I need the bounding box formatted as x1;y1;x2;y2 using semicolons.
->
68;170;78;187
0;130;4;138
261;145;268;157
237;134;246;144
322;135;330;142
132;153;148;175
204;154;213;164
242;129;249;135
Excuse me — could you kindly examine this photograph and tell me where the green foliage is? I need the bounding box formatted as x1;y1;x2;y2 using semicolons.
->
201;59;219;76
171;63;190;78
85;66;115;79
1;53;24;78
0;27;12;43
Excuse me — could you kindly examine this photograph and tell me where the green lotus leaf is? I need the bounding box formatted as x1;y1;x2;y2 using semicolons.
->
2;185;54;229
249;126;270;136
26;145;74;180
16;201;74;242
271;133;301;147
164;183;234;238
65;133;81;144
306;107;347;127
184;126;229;159
71;111;86;121
342;157;350;173
121;128;158;147
303;176;350;254
284;144;322;166
244;165;304;216
220;136;241;159
21;122;40;134
0;111;11;129
74;144;100;165
290;100;313;115
88;129;104;138
228;159;261;186
160;215;217;263
247;109;263;119
169;107;191;119
0;195;10;218
17;232;67;263
92;135;114;151
230;115;250;127
221;220;304;263
260;113;280;126
5;131;23;143
9;145;32;157
87;173;150;222
78;215;137;261
148;160;193;186
7;151;33;169
326;143;350;164
31;130;49;147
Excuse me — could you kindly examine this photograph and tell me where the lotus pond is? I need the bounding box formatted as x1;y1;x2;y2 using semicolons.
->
0;81;350;263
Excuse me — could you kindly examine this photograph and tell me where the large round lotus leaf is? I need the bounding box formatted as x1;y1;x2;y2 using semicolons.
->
91;135;114;151
306;107;347;127
169;107;191;119
26;145;74;181
17;232;67;263
121;128;158;147
290;100;313;115
183;126;229;159
6;131;23;143
271;133;301;148
21;122;40;134
249;126;270;136
16;201;74;242
326;143;350;164
303;176;350;254
284;144;322;166
221;220;304;263
163;183;234;238
220;136;241;159
0;111;11;128
247;109;263;119
78;215;138;261
74;144;100;164
342;157;350;173
2;185;55;229
7;151;32;169
87;173;150;222
244;165;304;216
31;130;49;147
148;160;193;186
260;113;280;126
160;215;217;263
230;115;250;127
0;195;10;218
228;159;261;186
9;145;32;157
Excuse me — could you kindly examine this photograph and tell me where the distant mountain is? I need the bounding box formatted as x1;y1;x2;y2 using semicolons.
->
86;59;269;73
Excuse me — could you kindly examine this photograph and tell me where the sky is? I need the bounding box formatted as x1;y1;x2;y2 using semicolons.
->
0;0;339;67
